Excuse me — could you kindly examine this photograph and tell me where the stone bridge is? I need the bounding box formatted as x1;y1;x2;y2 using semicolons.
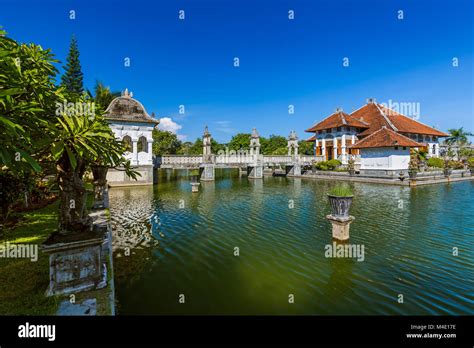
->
154;127;324;180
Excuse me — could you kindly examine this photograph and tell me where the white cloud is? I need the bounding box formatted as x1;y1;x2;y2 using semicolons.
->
177;134;188;141
158;117;182;134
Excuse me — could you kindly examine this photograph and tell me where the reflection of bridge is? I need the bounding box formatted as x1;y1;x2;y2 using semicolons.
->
154;127;324;180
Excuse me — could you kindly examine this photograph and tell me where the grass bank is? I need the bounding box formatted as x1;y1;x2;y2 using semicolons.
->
0;200;60;315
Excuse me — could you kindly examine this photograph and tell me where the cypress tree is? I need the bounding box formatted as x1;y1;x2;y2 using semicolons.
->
61;35;84;96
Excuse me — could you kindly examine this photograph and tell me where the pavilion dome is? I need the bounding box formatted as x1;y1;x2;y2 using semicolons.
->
104;89;159;124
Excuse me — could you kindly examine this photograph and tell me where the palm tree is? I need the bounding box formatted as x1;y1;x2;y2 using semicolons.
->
87;81;120;111
51;97;138;234
445;127;473;146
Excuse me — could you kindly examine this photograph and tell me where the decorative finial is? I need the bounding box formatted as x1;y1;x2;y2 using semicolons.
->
203;125;210;137
289;130;298;140
366;97;376;104
335;107;343;113
251;128;259;138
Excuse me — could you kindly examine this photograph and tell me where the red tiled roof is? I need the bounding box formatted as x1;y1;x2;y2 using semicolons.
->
350;103;448;137
350;126;423;149
305;110;369;132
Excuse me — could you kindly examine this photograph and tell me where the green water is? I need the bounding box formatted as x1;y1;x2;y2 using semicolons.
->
110;169;474;315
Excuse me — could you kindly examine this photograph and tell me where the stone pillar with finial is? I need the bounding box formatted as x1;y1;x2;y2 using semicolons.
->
286;130;301;176
200;126;215;181
248;128;263;179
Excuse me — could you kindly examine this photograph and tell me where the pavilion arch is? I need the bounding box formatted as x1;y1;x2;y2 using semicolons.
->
122;135;132;152
137;136;148;153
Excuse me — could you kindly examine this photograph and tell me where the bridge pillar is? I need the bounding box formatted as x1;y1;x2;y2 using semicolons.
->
247;165;263;179
286;163;301;177
200;164;215;181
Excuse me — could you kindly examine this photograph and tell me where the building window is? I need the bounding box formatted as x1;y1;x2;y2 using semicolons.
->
122;135;132;152
394;146;399;150
337;127;341;132
327;129;332;133
403;147;407;150
432;144;436;154
137;136;148;153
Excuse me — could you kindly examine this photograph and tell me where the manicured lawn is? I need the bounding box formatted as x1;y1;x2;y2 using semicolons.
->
0;200;60;315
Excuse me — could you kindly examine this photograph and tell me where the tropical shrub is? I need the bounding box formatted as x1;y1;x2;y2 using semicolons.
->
326;159;342;170
468;157;474;168
426;157;444;168
448;160;464;169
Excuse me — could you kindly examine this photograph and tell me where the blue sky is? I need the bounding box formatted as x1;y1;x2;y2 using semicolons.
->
1;0;473;142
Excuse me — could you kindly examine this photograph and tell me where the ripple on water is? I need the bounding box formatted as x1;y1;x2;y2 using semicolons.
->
109;172;474;315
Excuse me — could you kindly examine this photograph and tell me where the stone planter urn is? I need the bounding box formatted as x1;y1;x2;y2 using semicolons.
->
398;171;405;181
443;168;452;177
327;195;353;218
470;167;474;175
408;170;417;179
348;169;355;176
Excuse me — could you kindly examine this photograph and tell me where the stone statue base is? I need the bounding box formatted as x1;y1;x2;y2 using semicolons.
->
191;182;200;192
200;164;215;181
248;165;263;179
326;215;355;241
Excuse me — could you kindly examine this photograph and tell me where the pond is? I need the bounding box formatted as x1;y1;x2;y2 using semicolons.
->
110;169;474;315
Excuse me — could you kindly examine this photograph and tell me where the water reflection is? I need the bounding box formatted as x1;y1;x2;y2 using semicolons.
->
110;169;474;315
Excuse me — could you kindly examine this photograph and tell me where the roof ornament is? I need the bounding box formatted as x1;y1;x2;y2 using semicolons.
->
251;128;259;138
122;88;132;98
335;107;343;113
203;125;210;137
288;130;298;140
366;97;376;104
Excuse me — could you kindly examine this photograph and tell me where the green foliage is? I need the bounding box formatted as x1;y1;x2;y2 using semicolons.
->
445;127;473;146
298;140;314;155
228;133;251;151
314;159;342;171
152;129;182;155
328;183;354;197
468;157;474;168
326;159;342;169
87;81;119;111
0;29;60;174
60;36;83;97
458;147;474;159
188;138;203;155
426;157;444;168
448;160;464;169
408;150;420;171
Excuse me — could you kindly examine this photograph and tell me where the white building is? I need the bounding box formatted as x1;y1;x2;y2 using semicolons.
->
305;99;448;165
104;89;159;185
350;126;422;174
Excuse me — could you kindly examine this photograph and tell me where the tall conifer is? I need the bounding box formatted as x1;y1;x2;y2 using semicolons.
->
61;35;84;96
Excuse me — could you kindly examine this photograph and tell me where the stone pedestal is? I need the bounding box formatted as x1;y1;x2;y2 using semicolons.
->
248;165;263;179
286;164;301;177
191;182;200;192
42;233;107;296
326;215;355;241
200;164;215;181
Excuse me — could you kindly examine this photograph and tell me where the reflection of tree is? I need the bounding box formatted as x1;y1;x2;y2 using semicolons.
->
109;186;158;283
